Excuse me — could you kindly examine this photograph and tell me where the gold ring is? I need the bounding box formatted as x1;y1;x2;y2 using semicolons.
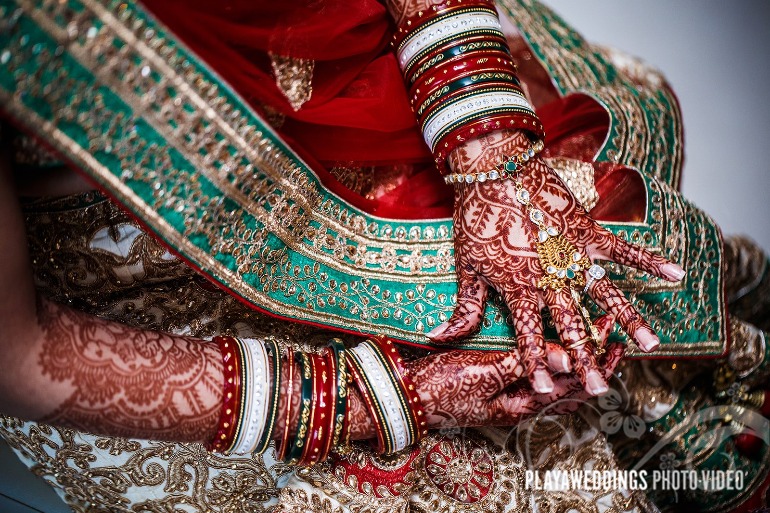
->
566;336;592;351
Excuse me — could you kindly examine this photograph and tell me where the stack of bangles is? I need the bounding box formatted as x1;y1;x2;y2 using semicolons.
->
206;336;427;464
392;0;545;168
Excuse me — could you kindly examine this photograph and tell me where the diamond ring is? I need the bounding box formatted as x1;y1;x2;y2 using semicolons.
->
583;264;606;293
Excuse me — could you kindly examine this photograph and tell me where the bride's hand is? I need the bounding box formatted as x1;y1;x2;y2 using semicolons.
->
427;130;685;396
411;315;624;428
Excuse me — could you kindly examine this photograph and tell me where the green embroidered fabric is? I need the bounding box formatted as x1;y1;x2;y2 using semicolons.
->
0;0;726;356
613;382;770;511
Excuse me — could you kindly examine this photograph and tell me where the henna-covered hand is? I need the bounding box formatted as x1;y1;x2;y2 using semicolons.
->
427;130;685;396
384;0;445;26
412;314;624;428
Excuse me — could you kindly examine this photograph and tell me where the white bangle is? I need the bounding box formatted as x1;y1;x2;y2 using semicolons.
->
349;342;413;453
423;90;535;151
397;11;503;71
229;338;270;454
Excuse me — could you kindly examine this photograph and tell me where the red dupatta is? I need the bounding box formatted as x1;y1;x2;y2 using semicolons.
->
140;0;645;223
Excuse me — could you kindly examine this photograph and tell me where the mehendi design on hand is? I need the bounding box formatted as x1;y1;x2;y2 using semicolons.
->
428;130;684;395
385;0;446;26
409;350;520;428
411;314;623;428
345;386;378;440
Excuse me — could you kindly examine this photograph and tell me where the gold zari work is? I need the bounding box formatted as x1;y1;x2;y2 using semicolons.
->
270;54;315;111
0;0;725;355
545;158;600;211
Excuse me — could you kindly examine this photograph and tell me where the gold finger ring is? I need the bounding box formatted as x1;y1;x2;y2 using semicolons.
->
566;336;592;351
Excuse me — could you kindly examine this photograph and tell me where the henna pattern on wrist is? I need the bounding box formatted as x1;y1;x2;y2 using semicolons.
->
273;356;300;445
346;387;377;440
36;299;223;443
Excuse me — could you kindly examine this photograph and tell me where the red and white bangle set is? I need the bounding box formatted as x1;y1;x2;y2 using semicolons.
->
207;336;280;456
392;0;545;169
347;338;428;455
207;336;425;463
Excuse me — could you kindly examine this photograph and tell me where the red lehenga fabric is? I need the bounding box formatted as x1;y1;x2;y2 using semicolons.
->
141;0;646;223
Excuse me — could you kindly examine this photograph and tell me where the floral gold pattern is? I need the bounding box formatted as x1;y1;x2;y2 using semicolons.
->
544;157;599;211
423;435;494;503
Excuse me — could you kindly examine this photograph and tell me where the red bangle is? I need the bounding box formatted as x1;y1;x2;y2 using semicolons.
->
206;336;243;453
346;352;390;454
410;53;518;107
298;352;321;465
416;80;523;125
405;34;511;84
320;346;340;461
433;111;545;167
371;336;429;441
327;338;349;452
285;352;313;464
419;84;528;134
391;0;545;170
394;2;502;77
299;350;336;466
410;48;516;94
413;70;523;126
318;347;338;464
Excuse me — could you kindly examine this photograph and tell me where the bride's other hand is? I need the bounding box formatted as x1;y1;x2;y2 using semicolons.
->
413;315;623;428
